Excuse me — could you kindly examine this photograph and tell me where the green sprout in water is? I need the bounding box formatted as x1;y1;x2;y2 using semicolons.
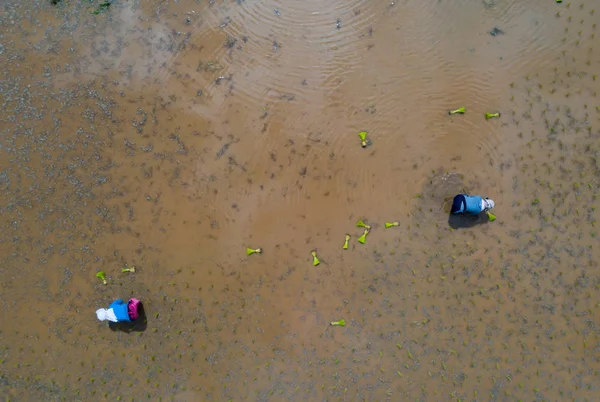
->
311;250;320;266
385;221;399;228
356;219;371;230
96;271;107;285
343;234;350;250
246;248;262;256
448;106;466;115
121;267;135;273
487;212;496;222
358;131;369;148
357;229;370;244
485;112;501;120
330;319;346;327
92;1;112;14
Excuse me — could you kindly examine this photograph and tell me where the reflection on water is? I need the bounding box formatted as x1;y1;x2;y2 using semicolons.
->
0;0;598;400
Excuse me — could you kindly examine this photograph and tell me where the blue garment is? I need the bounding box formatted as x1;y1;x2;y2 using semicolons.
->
451;194;483;215
109;299;131;322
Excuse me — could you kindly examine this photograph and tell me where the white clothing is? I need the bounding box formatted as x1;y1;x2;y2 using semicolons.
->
96;308;118;322
480;198;495;212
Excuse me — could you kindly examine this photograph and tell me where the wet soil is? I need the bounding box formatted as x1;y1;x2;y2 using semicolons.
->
0;0;599;400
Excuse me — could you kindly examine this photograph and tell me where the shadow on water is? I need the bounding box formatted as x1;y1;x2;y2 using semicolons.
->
108;302;148;333
447;212;490;229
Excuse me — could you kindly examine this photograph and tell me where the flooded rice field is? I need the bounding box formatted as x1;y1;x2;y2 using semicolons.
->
1;0;599;400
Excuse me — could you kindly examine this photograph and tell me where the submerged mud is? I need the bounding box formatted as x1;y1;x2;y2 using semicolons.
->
0;0;598;400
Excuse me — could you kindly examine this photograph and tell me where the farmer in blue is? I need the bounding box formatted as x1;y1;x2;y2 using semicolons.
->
451;194;495;216
96;298;141;323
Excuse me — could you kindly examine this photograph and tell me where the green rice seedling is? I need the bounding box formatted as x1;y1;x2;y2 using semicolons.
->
358;131;369;148
121;267;135;273
487;212;496;222
385;221;399;228
485;112;501;120
356;219;371;229
330;319;346;327
343;234;350;249
311;250;320;266
96;271;107;285
92;1;111;14
246;248;262;256
448;107;466;115
357;229;370;244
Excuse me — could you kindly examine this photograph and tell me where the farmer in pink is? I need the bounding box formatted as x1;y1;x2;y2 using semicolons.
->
96;298;141;322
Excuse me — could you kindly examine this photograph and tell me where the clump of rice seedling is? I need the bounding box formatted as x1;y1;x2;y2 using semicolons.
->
357;229;370;244
92;1;112;14
311;250;320;266
358;131;370;148
96;271;107;285
343;234;350;249
246;248;262;256
356;219;371;229
448;106;466;115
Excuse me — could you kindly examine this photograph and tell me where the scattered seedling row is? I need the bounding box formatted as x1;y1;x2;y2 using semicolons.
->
245;218;402;328
95;266;135;285
448;106;501;119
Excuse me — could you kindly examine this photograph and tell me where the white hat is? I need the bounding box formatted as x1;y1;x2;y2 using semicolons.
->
486;199;495;209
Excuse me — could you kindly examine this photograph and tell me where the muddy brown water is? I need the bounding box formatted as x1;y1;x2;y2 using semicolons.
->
0;0;599;400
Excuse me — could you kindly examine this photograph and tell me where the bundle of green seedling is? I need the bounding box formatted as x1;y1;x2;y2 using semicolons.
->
355;219;371;244
448;106;465;115
311;250;320;266
246;248;262;256
96;271;107;285
358;131;371;148
342;234;350;250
